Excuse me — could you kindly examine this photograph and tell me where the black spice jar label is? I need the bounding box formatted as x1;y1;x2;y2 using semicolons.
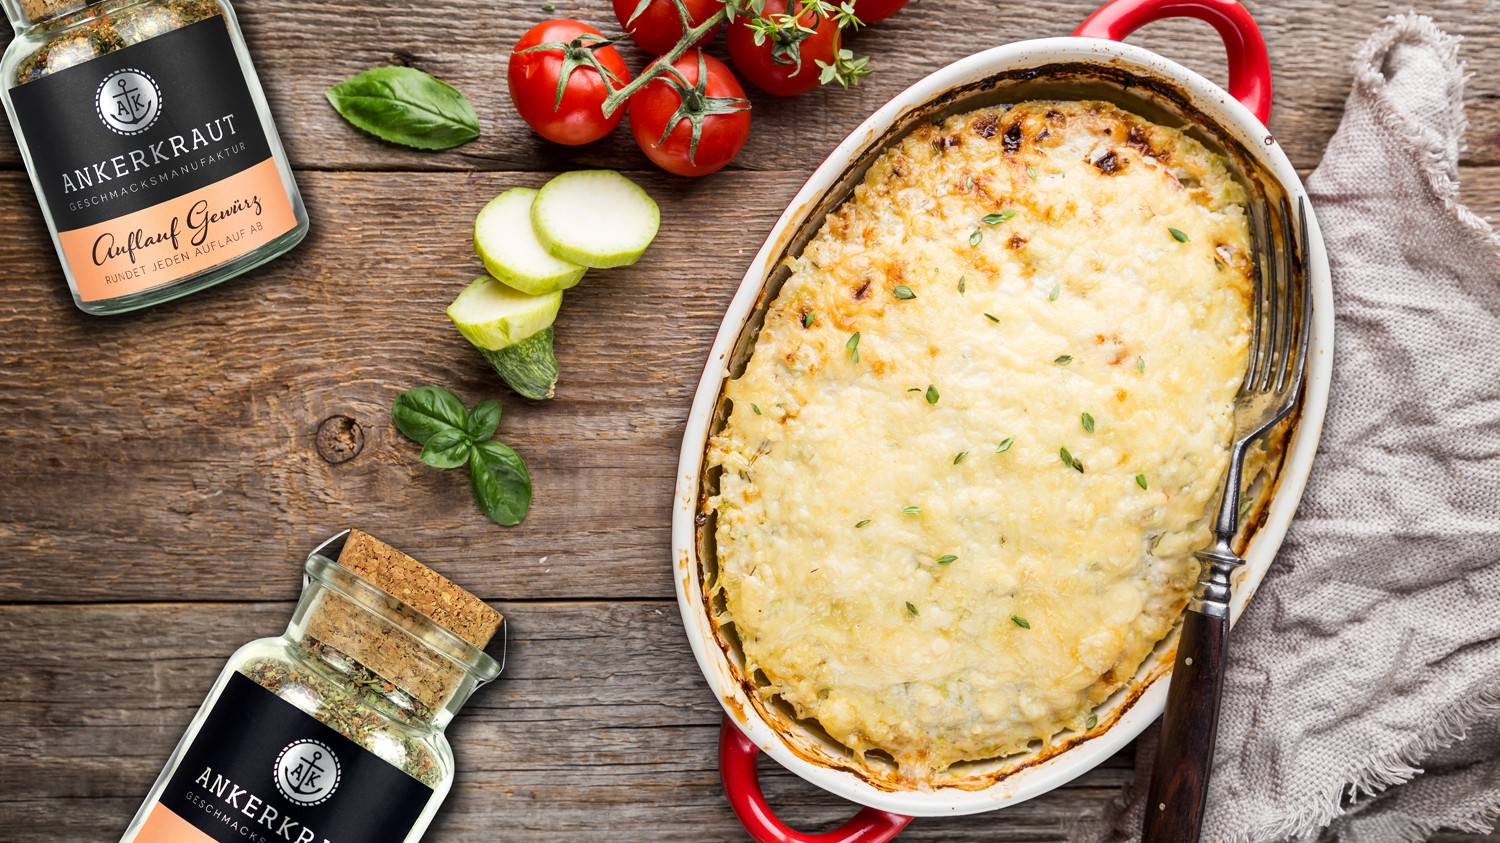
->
8;16;298;302
133;672;433;843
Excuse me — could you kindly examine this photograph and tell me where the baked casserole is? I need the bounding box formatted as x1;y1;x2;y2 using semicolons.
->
705;100;1255;783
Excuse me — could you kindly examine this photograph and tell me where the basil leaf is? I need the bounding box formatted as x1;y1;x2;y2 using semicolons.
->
469;440;533;526
326;67;480;151
421;428;473;469
392;386;469;445
466;399;502;442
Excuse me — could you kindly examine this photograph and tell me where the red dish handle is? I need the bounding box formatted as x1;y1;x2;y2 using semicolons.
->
1073;0;1272;126
719;717;913;843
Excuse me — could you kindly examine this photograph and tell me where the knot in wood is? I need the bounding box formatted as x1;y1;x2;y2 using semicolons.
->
316;415;365;464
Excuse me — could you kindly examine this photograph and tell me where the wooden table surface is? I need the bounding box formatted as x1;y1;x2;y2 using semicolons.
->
3;1;1499;840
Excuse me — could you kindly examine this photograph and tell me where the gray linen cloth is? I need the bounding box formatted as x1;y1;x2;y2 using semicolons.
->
1075;14;1500;843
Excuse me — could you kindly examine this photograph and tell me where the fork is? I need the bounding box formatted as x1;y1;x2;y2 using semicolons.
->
1142;196;1311;843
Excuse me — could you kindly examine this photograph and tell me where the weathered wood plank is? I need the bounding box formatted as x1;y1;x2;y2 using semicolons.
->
0;0;1495;173
3;601;1491;840
3;166;1498;604
0;601;1134;842
0;168;796;603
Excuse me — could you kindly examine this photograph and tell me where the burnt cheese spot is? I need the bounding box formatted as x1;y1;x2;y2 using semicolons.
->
1125;124;1168;162
1093;150;1122;174
1007;234;1028;250
1003;122;1023;153
972;113;998;139
853;279;872;300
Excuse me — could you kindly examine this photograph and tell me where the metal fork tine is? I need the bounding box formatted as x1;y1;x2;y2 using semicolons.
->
1258;199;1282;392
1273;194;1296;394
1291;196;1311;397
1243;202;1258;392
1245;199;1269;392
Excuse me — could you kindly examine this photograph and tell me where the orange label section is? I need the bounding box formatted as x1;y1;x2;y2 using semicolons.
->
135;803;214;842
58;157;296;303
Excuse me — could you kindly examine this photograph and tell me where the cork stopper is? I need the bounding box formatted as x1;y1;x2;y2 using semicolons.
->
303;530;501;714
336;529;503;647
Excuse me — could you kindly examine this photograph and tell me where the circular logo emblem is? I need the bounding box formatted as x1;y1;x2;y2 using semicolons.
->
95;69;161;135
274;739;341;806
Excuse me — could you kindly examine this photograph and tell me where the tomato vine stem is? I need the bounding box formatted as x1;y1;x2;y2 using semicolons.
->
601;1;743;117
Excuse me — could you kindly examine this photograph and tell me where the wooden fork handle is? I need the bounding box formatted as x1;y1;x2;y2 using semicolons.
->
1143;604;1230;842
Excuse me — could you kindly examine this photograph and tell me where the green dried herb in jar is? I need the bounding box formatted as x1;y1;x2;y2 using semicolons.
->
120;530;506;843
1;0;307;314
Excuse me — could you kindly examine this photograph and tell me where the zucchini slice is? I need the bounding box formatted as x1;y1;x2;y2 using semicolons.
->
531;170;660;268
481;327;559;400
446;275;561;351
474;188;587;295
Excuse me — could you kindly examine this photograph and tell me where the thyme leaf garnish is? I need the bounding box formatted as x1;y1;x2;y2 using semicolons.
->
892;285;916;300
1136;473;1148;490
925;384;939;405
1169;227;1190;243
1011;614;1031;629
996;436;1015;453
1082;412;1095;434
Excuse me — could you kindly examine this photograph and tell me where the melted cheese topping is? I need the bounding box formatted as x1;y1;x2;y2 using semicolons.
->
706;102;1253;782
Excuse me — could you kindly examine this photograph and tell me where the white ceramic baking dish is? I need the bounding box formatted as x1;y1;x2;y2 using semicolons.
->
671;0;1333;838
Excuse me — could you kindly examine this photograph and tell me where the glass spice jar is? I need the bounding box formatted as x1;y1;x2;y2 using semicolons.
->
119;530;506;843
0;0;307;315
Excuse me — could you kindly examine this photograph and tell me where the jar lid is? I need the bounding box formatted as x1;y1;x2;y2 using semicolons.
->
334;529;504;649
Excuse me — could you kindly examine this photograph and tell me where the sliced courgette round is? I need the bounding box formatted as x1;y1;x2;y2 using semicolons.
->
475;187;587;295
446;275;562;351
530;170;660;269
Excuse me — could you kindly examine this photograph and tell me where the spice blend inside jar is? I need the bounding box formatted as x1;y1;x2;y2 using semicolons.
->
119;530;505;843
0;0;307;314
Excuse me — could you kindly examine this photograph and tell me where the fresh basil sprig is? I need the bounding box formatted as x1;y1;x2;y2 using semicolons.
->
326;67;480;151
392;387;532;526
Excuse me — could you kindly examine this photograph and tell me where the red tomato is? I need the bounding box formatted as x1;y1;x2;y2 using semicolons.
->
630;51;751;177
851;0;909;24
508;19;631;145
612;0;724;55
726;0;841;97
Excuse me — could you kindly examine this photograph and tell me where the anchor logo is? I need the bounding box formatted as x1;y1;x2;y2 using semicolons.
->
95;69;161;135
274;739;342;806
